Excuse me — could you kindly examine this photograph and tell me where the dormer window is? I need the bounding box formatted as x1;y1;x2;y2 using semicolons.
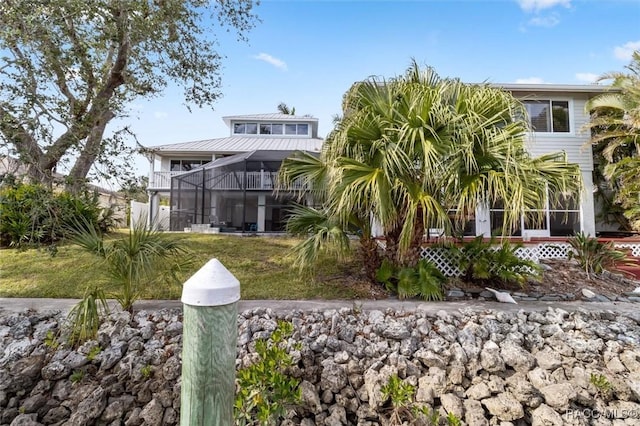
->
523;100;570;133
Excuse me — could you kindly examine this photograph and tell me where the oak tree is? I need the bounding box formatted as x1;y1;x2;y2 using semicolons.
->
0;0;258;191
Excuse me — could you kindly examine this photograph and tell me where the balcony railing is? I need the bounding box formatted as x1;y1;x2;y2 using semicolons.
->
150;171;307;191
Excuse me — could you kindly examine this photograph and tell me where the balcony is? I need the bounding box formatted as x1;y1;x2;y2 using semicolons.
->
149;171;307;191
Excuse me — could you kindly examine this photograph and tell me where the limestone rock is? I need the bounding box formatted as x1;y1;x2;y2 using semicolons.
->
531;404;563;425
539;383;577;411
481;391;524;421
139;398;164;426
480;341;505;373
464;399;489;426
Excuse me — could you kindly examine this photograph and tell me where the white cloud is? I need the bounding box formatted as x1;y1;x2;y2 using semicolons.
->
253;53;288;71
613;40;640;61
517;0;571;12
575;72;599;83
154;111;168;119
514;77;547;84
527;14;560;27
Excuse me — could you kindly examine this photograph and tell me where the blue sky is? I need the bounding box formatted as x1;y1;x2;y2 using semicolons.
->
124;0;640;177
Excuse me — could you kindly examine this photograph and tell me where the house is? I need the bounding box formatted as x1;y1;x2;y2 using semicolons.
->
144;84;618;236
144;113;323;231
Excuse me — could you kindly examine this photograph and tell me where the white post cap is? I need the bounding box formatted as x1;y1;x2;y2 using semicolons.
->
181;258;240;306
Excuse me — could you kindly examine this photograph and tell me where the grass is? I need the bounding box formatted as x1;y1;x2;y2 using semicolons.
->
0;232;373;300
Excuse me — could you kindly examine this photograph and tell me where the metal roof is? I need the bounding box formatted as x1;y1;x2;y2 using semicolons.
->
222;113;318;126
202;150;308;169
494;83;618;94
150;136;323;154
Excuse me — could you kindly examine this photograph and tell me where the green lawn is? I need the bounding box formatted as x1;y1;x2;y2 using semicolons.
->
0;233;373;300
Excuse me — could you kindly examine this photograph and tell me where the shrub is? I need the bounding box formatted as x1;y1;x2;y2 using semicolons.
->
568;232;628;278
0;182;107;248
66;287;109;347
380;374;439;425
235;321;301;426
376;259;445;301
453;236;540;287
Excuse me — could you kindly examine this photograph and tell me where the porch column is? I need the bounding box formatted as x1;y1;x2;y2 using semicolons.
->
257;194;266;232
148;154;156;188
149;192;160;229
581;170;596;236
475;203;491;237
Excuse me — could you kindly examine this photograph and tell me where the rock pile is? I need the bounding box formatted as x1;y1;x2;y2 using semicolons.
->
1;305;640;425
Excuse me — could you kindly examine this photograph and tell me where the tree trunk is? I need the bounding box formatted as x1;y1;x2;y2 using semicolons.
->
67;110;115;193
403;212;425;267
359;236;381;282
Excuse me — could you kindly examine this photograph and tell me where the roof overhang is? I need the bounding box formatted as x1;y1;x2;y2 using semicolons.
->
494;83;619;94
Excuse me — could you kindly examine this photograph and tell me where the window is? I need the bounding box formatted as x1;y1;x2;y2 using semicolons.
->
523;100;570;133
285;124;297;135
259;124;272;134
233;123;245;134
489;194;581;237
233;123;258;134
297;123;309;135
170;159;207;172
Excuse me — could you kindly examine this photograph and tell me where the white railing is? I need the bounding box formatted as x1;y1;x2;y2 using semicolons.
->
149;171;187;189
151;171;307;191
418;241;640;277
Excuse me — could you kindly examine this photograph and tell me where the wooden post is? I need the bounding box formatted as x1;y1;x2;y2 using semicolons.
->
180;259;240;426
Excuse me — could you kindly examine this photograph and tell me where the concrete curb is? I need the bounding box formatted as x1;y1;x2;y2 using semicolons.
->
1;297;640;316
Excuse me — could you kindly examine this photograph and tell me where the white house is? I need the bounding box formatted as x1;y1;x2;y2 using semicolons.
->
143;84;615;236
144;113;323;231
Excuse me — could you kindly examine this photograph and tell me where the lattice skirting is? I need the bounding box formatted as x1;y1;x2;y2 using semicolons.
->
417;242;640;277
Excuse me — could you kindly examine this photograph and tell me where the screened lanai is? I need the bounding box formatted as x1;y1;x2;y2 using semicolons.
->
169;150;308;232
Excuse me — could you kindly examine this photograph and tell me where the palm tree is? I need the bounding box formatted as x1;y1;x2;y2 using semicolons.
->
586;52;640;230
280;61;581;280
277;102;296;115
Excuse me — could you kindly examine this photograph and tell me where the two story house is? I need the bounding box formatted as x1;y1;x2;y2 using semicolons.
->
144;113;323;231
142;84;614;236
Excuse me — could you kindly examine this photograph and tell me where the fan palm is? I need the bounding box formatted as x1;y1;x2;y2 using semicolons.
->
280;61;581;278
72;221;191;312
585;51;640;230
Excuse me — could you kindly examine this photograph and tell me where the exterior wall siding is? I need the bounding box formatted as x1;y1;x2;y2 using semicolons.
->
518;93;594;172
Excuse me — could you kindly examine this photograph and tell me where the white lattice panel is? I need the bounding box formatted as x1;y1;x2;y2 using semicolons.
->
535;243;571;260
401;240;640;278
421;247;462;277
613;243;640;257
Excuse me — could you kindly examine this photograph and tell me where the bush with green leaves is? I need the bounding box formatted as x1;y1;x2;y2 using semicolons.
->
235;321;301;426
568;232;628;278
375;259;445;301
66;287;109;347
380;374;440;426
0;181;108;248
452;236;541;287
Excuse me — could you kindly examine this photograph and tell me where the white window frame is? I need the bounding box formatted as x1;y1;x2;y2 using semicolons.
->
234;121;311;137
488;190;581;238
522;98;574;136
